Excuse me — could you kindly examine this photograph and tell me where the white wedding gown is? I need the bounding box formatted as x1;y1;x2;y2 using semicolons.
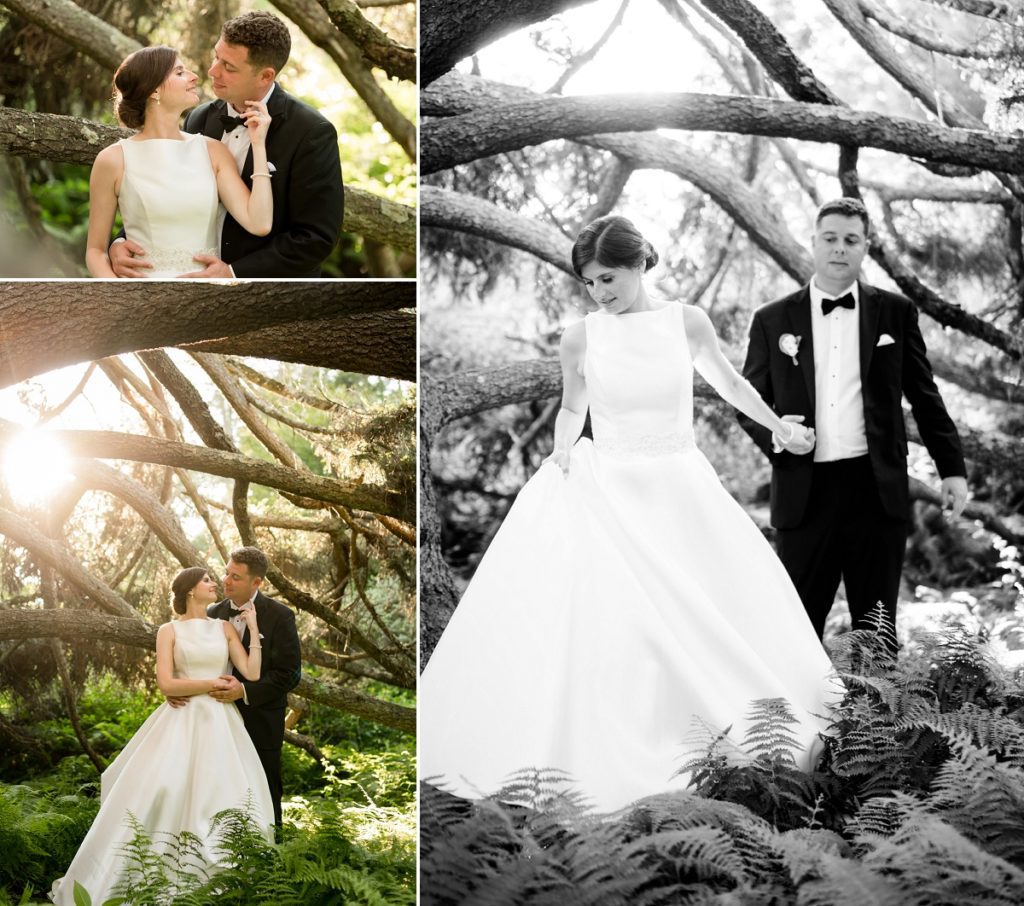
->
421;302;840;813
50;618;273;905
117;132;220;278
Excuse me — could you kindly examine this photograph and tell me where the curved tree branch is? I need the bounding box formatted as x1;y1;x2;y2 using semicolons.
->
0;507;141;620
0;0;140;72
271;0;416;158
0;281;413;390
184;309;416;381
423;92;1024;176
316;0;416;82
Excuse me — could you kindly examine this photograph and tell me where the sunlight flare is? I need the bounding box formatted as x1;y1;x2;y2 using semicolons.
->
2;429;73;506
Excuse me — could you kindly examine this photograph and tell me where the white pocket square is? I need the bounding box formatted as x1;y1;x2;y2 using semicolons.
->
267;161;277;173
876;334;895;347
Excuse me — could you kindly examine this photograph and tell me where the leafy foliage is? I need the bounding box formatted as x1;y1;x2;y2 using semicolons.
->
421;615;1024;904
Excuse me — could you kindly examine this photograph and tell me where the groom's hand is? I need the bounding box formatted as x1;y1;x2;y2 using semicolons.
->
180;254;233;279
109;240;154;278
941;476;969;519
209;674;245;703
165;695;189;709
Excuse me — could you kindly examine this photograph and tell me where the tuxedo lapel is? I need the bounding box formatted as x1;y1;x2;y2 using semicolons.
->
858;281;882;378
786;288;815;410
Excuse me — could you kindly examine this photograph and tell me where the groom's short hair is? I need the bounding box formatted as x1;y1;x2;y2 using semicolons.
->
815;197;870;234
229;546;269;579
222;11;291;74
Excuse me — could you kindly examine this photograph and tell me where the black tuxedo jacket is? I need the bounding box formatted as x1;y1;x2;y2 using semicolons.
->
208;591;301;751
184;84;343;277
739;281;966;529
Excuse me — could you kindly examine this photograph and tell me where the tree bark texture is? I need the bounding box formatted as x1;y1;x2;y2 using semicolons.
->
0;281;414;390
185;310;416;381
318;0;416;82
423;92;1024;176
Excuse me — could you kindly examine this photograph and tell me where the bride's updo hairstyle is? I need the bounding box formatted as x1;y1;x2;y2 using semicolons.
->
170;566;208;615
571;215;659;279
113;45;178;129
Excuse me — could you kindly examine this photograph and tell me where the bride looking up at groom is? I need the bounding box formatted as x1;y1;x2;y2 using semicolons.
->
86;44;273;279
87;11;343;279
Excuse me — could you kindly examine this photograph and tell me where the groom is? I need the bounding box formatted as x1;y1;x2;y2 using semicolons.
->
111;10;343;278
207;546;301;826
738;197;968;641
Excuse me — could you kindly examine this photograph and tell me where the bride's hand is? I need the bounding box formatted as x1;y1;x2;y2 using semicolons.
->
241;605;259;631
542;449;571;477
243;100;271;145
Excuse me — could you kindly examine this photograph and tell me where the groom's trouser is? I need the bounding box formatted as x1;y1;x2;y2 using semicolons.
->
775;456;908;641
255;745;283;826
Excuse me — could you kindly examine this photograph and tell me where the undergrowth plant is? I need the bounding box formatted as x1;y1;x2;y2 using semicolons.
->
421;611;1024;905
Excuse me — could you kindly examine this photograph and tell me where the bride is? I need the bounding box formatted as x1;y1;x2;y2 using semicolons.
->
420;215;841;813
49;567;274;905
85;45;272;279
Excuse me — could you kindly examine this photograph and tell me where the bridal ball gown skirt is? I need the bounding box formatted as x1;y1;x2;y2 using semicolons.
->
50;619;273;905
420;303;840;813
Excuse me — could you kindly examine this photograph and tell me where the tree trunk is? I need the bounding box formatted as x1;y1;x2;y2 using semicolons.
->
0;281;414;390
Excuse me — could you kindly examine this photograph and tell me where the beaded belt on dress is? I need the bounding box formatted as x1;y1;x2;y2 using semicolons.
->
140;247;217;277
593;431;697;459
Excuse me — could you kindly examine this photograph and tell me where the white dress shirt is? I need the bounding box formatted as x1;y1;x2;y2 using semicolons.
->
808;279;868;462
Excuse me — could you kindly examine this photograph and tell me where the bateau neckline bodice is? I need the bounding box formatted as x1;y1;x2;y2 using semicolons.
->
591;302;676;319
123;132;198;144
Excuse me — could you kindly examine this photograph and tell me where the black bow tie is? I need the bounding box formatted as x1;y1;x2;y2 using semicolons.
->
219;113;246;133
822;292;856;316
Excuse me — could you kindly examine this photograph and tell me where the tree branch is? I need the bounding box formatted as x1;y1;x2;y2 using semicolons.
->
316;0;416;82
0;422;412;523
271;0;416;158
0;281;413;391
0;0;140;72
423;91;1024;176
0;610;414;732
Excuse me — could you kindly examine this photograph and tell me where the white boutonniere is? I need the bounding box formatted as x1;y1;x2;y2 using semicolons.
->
779;333;802;366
